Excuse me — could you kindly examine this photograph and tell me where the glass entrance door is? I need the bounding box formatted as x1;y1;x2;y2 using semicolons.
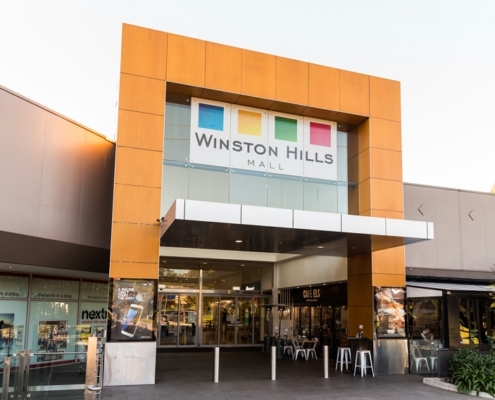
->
158;293;198;346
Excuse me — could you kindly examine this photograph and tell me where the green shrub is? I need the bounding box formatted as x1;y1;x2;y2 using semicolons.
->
449;348;495;397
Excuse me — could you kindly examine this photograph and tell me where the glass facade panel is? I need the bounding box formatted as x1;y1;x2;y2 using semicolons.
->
162;98;350;214
189;167;229;203
159;268;199;290
229;171;267;207
303;180;338;213
267;175;303;210
202;296;219;345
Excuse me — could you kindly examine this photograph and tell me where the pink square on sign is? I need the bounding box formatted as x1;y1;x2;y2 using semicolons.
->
309;122;331;147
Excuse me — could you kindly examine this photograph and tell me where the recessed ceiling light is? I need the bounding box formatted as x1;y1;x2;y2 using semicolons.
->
241;264;245;267
203;262;207;265
317;245;324;249
8;265;13;269
235;240;242;243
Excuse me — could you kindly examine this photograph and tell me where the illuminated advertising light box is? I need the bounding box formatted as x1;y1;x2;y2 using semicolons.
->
107;279;157;342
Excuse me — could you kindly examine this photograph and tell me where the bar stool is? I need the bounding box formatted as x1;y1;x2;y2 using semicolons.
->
354;350;374;377
335;347;352;371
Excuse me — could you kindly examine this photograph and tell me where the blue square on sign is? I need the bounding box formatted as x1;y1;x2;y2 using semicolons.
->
198;103;224;131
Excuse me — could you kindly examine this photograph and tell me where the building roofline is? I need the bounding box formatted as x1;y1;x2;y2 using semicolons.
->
0;84;115;144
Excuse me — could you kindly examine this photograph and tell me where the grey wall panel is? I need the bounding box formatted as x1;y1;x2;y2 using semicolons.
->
0;89;45;203
40;113;85;214
0;194;40;235
405;183;495;276
433;188;461;270
483;195;495;270
0;86;114;254
79;213;112;249
80;130;114;221
459;191;489;271
38;205;81;243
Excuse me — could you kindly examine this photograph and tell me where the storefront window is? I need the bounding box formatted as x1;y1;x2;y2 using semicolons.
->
0;273;29;299
375;287;406;338
408;298;442;341
31;276;80;300
159;268;199;290
459;297;494;345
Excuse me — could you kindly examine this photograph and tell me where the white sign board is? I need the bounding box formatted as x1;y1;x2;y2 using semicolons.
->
189;98;338;181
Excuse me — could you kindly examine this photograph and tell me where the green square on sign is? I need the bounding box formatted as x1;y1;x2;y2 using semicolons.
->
275;116;297;142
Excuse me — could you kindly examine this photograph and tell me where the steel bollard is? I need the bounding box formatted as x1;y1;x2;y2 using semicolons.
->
213;347;219;383
271;346;276;380
323;345;329;378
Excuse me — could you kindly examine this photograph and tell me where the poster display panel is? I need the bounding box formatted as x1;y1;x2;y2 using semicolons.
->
107;279;157;342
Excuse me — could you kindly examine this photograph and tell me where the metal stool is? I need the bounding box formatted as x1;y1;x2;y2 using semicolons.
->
354;350;374;377
335;347;352;371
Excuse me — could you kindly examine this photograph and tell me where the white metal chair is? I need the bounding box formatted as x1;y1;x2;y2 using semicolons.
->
410;344;430;371
306;338;318;360
283;338;293;357
292;338;307;360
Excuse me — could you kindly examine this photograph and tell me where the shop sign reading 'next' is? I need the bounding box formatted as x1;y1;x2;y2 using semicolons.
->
190;98;338;181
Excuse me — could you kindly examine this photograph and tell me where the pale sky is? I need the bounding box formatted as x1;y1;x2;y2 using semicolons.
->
1;1;494;192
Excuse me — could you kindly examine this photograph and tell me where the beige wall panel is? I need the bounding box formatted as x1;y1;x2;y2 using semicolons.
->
370;76;401;122
340;70;370;116
358;149;370;183
114;146;162;188
370;210;404;219
371;246;405;275
359;179;371;214
348;306;374;338
121;24;167;80
119;74;166;116
369;118;402;152
370;179;404;213
205;42;241;93
372;273;405;287
113;184;161;224
117;110;164;151
370;148;402;181
348;274;373;306
166;34;205;87
110;222;159;264
241;50;276;99
308;64;339;111
357;119;370;153
275;57;308;105
110;261;158;279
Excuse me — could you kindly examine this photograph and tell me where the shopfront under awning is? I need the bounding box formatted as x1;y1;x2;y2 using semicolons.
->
160;199;434;257
407;281;494;293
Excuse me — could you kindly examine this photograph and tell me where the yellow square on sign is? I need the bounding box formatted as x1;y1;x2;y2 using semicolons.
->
238;110;262;136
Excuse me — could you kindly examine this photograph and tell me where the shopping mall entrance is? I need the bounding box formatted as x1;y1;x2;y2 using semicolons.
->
157;257;272;348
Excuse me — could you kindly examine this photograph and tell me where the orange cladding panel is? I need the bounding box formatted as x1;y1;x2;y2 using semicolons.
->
372;273;405;287
167;34;205;87
110;261;158;279
370;179;404;213
370;148;402;181
110;222;160;264
308;64;339;111
121;24;167;80
275;57;308;105
369;118;402;152
113;184;161;225
371;246;405;275
370;210;404;219
348;274;373;307
358;149;370;183
241;49;276;99
340;70;370;116
370;76;401;122
205;42;241;93
117;110;164;152
114;146;162;188
119;74;165;115
358;178;371;214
